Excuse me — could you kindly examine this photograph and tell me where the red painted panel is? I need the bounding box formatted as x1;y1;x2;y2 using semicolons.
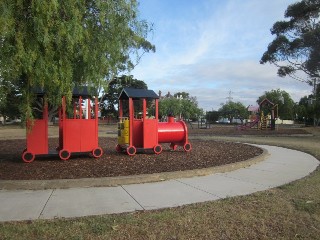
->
80;119;97;151
26;119;48;154
143;119;158;148
64;120;81;152
132;120;143;147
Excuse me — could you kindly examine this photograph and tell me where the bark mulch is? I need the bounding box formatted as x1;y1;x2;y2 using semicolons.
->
0;138;262;180
0;125;309;181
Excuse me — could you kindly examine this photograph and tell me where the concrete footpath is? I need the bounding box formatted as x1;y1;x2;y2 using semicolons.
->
0;144;319;222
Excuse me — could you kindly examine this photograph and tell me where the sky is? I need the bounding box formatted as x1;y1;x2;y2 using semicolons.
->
130;0;313;111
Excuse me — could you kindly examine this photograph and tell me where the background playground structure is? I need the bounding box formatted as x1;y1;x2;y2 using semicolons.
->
237;98;279;131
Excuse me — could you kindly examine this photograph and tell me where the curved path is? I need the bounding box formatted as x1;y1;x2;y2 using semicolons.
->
0;144;319;222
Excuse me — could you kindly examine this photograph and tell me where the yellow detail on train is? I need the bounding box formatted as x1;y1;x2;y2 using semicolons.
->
118;118;129;144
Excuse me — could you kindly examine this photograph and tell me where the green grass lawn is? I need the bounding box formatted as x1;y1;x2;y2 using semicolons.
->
1;129;320;239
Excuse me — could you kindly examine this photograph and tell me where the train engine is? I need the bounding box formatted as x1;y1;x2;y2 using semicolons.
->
116;88;191;155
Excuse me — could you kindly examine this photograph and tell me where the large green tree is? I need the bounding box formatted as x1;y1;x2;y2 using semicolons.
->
0;0;155;119
100;75;147;117
260;0;320;85
205;110;220;123
218;101;248;123
159;93;202;121
296;95;312;124
257;89;295;120
296;85;320;124
0;78;22;122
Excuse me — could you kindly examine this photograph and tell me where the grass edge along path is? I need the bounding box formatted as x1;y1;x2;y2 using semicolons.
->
1;133;320;239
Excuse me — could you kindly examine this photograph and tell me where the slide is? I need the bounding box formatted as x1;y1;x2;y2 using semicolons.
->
237;118;259;130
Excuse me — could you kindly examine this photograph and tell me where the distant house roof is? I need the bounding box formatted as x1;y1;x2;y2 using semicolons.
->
247;105;259;112
165;91;173;98
118;88;159;100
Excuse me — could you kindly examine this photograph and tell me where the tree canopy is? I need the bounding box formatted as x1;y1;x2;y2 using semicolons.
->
257;89;295;120
260;0;320;85
218;101;248;122
159;92;202;120
296;84;320;124
100;75;147;117
0;0;155;119
0;78;21;122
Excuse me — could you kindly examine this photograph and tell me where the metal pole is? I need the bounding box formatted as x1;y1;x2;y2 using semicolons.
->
313;79;316;126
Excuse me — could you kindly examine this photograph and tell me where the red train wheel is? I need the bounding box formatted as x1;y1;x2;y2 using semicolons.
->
183;143;192;152
153;145;162;155
59;149;71;161
22;151;35;163
126;146;136;156
92;147;103;158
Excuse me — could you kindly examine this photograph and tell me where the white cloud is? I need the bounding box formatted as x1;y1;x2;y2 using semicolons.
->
131;0;311;111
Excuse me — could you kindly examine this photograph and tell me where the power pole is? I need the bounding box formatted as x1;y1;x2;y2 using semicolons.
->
226;90;233;103
313;78;316;126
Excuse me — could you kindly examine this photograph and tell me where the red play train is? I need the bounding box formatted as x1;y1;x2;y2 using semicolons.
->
22;87;191;162
116;88;191;155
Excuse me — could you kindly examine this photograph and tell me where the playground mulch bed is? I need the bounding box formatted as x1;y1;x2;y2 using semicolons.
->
0;138;263;180
0;126;310;181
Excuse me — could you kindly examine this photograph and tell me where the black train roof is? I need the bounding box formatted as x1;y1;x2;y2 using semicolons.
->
32;86;93;98
72;86;92;97
118;88;159;100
